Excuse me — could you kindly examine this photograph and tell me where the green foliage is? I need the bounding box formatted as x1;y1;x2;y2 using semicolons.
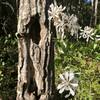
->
55;26;100;100
0;34;17;99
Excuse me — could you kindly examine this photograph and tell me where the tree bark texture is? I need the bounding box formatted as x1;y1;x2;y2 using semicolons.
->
90;0;98;26
16;0;55;100
94;0;98;25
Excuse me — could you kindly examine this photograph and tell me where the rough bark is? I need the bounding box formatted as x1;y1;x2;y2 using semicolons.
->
16;0;55;100
94;0;98;25
90;0;98;26
90;0;94;26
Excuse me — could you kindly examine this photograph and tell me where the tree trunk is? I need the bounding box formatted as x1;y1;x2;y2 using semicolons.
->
94;0;98;25
90;0;98;26
90;0;94;26
16;0;55;100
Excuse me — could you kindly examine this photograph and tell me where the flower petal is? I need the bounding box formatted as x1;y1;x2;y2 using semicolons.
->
57;83;65;90
59;74;65;81
64;72;69;81
65;93;70;98
59;86;65;94
69;72;74;81
69;87;75;96
70;83;78;88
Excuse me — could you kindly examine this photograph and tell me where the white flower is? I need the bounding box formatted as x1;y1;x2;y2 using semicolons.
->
48;3;66;21
57;72;78;98
79;26;94;42
48;3;67;39
65;14;80;38
56;19;65;38
48;3;80;39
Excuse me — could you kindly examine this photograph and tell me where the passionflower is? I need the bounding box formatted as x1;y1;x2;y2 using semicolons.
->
57;72;78;98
